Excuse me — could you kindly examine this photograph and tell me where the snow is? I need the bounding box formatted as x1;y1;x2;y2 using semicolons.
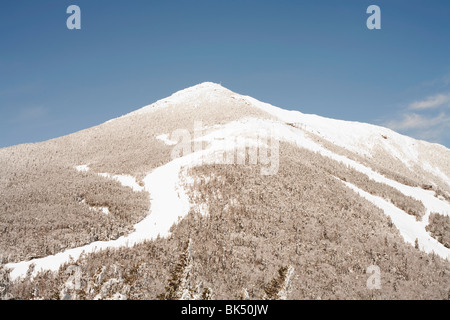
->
342;180;449;259
423;162;450;187
97;207;110;215
106;82;446;185
98;173;144;192
236;116;450;258
73;165;144;192
108;82;447;184
81;199;109;215
156;134;178;146
111;82;231;121
75;165;89;172
233;94;423;169
7;158;190;279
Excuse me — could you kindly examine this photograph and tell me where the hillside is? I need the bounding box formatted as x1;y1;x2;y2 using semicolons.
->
1;82;449;300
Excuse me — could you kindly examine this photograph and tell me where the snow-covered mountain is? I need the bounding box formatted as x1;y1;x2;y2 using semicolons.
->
1;82;449;300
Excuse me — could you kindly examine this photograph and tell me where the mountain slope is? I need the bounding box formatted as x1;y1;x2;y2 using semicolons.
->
1;82;449;299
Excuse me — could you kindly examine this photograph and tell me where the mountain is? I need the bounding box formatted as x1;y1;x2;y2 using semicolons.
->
1;82;449;300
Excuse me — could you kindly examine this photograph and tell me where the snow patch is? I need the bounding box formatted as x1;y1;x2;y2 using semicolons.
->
98;173;144;192
93;206;110;215
75;165;89;172
156;134;178;146
74;165;144;192
81;199;109;215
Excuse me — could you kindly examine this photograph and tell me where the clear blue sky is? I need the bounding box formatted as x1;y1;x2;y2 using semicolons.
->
1;0;450;148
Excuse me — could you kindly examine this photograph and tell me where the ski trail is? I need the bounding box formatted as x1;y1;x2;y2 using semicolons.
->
6;156;192;280
5;129;260;280
341;181;449;260
207;118;450;257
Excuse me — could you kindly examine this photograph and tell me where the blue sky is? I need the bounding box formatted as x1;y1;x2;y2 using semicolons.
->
1;0;450;148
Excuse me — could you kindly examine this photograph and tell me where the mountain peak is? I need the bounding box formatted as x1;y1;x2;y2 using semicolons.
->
189;81;225;89
120;82;233;119
169;81;230;95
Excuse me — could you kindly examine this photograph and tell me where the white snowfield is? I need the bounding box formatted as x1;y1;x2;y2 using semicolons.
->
6;82;450;279
235;94;420;168
234;93;450;188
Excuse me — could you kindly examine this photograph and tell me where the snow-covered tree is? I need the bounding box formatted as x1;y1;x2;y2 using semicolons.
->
0;266;13;300
159;239;194;300
238;288;250;300
159;239;212;300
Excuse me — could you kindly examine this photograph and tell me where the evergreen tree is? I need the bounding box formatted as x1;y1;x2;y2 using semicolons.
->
158;239;213;300
158;239;195;300
263;265;294;300
0;266;12;300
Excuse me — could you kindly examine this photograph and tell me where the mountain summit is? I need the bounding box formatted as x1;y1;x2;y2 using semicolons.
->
1;83;449;299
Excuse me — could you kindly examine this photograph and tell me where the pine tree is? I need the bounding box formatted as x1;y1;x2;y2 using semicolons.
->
158;239;213;300
263;265;294;300
158;239;195;300
200;287;213;300
0;266;12;300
